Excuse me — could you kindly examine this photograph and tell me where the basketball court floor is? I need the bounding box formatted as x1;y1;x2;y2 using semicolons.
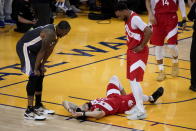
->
0;10;195;131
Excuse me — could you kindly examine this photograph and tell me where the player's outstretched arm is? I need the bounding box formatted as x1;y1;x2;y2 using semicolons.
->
72;108;106;119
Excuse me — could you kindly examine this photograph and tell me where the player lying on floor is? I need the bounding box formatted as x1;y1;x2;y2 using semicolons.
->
62;76;164;120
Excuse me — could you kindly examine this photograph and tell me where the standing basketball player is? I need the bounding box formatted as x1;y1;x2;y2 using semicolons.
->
146;0;187;81
114;2;152;120
16;21;71;120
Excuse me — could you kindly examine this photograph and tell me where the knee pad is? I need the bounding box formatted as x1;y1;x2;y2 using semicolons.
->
26;75;39;96
167;45;178;57
155;46;164;60
35;75;44;92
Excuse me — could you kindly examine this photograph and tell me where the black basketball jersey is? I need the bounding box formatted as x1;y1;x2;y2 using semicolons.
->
17;24;55;55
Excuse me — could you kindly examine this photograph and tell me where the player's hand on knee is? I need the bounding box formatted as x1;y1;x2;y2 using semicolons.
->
34;69;41;76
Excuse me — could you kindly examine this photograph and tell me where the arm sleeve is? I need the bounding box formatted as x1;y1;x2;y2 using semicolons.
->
131;16;147;31
178;0;187;18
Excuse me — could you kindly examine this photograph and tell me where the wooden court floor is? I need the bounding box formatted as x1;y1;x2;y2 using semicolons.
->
0;11;196;131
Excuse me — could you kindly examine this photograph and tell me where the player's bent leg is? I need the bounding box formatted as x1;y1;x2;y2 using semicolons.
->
108;75;123;91
106;75;124;97
106;84;121;97
167;44;179;77
155;46;166;81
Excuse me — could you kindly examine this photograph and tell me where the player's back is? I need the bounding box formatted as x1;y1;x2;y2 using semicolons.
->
16;24;55;54
151;0;178;14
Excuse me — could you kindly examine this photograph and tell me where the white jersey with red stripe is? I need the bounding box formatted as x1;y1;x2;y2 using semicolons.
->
151;0;186;17
125;12;147;50
90;94;136;115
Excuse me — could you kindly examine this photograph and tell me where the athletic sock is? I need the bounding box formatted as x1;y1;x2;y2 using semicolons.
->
158;64;164;71
173;58;178;64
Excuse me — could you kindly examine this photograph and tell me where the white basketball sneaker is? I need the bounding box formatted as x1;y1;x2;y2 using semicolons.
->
34;104;55;115
24;107;46;121
127;111;147;120
126;106;147;120
125;106;138;115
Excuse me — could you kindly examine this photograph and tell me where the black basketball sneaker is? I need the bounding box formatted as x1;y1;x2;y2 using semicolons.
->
150;87;164;103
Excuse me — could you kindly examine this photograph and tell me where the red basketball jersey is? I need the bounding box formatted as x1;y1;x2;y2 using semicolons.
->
152;0;178;14
90;94;136;115
125;12;144;50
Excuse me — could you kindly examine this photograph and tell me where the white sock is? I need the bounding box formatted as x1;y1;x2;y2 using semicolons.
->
167;45;178;64
158;64;164;71
130;79;145;113
149;96;154;101
173;58;178;64
143;95;154;102
142;95;149;102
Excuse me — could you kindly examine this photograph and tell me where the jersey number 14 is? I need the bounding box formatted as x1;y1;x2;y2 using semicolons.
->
162;0;169;6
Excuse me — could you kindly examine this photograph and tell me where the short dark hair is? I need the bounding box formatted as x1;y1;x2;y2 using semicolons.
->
114;2;128;11
57;20;71;30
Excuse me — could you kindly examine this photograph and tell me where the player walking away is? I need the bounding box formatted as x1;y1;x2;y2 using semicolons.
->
146;0;187;81
62;76;164;120
16;21;71;120
114;2;152;120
